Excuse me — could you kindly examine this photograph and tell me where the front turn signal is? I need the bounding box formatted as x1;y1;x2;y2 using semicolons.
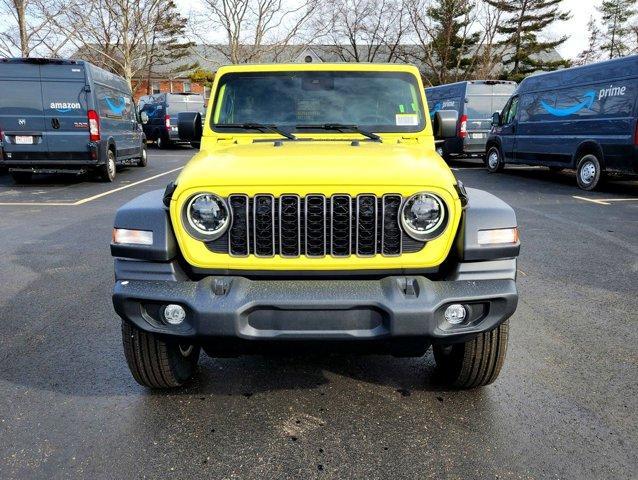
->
477;227;519;245
112;228;153;246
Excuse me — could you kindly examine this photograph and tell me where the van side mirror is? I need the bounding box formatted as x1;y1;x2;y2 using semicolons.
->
433;110;458;138
491;112;501;126
140;111;149;124
178;112;203;142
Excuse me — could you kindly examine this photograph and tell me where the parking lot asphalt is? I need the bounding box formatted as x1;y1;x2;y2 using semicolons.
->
0;149;636;479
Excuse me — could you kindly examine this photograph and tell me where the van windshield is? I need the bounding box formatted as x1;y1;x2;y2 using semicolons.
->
466;95;512;118
212;71;425;133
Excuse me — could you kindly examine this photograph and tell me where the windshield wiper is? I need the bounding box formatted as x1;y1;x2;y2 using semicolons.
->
295;123;381;142
212;123;296;140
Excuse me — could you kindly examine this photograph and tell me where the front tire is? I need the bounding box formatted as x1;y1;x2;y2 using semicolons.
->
485;146;504;173
433;321;509;389
121;321;200;389
101;148;117;182
576;153;603;191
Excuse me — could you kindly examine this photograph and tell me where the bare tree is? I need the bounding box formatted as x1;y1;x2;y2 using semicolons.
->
0;0;79;57
470;0;507;78
56;0;184;90
194;0;316;64
407;0;482;85
313;0;411;63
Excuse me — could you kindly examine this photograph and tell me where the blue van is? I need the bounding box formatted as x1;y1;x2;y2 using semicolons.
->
426;80;517;160
486;55;638;190
138;93;206;148
0;58;146;183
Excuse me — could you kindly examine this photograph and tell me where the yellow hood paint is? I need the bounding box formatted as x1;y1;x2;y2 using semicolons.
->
169;63;463;271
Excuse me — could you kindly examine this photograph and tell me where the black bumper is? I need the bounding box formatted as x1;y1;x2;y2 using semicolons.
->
113;274;517;344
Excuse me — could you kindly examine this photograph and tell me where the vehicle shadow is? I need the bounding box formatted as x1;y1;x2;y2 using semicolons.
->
500;167;638;195
0;214;458;398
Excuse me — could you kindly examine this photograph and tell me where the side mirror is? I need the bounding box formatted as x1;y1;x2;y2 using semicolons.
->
491;111;501;126
433;110;458;138
178;112;203;142
140;111;149;124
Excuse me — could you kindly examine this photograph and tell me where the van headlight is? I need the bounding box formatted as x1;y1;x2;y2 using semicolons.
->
185;193;230;239
400;192;447;241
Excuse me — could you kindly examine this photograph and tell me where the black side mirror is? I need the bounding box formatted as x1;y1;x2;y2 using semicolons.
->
433;110;458;138
491;111;501;126
178;112;203;142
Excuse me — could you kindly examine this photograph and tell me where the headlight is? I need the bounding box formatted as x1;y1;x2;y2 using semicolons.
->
185;193;230;239
400;192;447;241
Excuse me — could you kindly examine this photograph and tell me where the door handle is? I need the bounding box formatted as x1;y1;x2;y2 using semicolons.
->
51;118;60;129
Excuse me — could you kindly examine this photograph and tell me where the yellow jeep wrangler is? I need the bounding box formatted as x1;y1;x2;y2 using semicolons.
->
111;63;520;389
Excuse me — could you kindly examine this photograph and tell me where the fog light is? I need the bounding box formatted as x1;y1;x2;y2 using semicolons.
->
444;304;467;324
163;304;186;325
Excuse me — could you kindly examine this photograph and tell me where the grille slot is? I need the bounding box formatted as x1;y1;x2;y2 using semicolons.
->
218;194;422;258
279;195;301;257
381;195;402;256
253;194;275;257
305;195;327;257
331;195;352;257
356;195;377;256
228;195;249;256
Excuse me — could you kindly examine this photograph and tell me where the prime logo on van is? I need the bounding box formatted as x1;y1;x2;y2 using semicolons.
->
540;84;628;117
50;102;81;113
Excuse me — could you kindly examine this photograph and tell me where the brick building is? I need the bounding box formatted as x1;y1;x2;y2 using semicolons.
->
132;78;207;102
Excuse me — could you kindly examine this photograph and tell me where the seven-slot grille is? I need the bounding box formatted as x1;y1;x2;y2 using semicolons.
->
209;194;425;258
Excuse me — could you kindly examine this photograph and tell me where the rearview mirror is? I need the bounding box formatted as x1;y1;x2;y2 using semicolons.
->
491;112;501;127
140;111;149;124
178;112;203;142
433;110;458;139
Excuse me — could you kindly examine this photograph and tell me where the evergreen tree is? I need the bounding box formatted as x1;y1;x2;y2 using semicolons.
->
597;0;637;59
575;16;602;65
485;0;571;81
145;0;196;94
423;0;481;84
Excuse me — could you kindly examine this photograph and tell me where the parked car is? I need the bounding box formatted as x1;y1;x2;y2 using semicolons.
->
486;55;638;190
426;80;516;161
0;58;146;183
138;92;206;148
110;63;520;390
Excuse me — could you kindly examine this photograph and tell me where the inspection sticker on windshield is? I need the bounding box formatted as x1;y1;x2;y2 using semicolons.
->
395;114;418;126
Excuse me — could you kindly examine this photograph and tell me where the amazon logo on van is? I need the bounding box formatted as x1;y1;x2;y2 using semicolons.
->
51;102;81;113
540;84;627;117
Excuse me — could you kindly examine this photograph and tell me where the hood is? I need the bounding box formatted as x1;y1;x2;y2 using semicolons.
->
175;140;456;191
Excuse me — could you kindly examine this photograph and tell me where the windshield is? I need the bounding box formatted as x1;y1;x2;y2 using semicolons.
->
211;71;425;133
167;97;205;114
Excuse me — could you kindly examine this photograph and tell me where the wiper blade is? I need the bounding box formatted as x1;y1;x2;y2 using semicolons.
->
295;123;381;141
212;123;296;140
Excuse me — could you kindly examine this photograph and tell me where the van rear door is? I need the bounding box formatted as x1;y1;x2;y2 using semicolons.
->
464;82;516;151
40;63;90;162
0;62;48;161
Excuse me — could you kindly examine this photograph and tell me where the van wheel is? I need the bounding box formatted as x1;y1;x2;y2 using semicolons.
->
433;321;509;389
157;134;171;149
136;144;148;167
576;154;603;191
11;172;33;184
485;146;504;173
101;149;117;182
121;321;200;389
436;144;450;161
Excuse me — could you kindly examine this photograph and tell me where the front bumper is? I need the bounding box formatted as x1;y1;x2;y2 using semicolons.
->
113;274;517;344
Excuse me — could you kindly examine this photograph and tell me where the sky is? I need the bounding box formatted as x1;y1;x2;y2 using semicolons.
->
180;0;599;62
555;0;597;59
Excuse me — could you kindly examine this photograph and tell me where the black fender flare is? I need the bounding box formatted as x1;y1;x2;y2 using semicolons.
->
110;189;177;261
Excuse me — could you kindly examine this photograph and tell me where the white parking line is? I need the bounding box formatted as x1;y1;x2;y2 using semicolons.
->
0;167;183;207
573;195;638;206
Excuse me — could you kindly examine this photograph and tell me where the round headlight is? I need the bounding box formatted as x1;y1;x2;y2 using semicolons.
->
185;193;230;238
400;192;446;241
